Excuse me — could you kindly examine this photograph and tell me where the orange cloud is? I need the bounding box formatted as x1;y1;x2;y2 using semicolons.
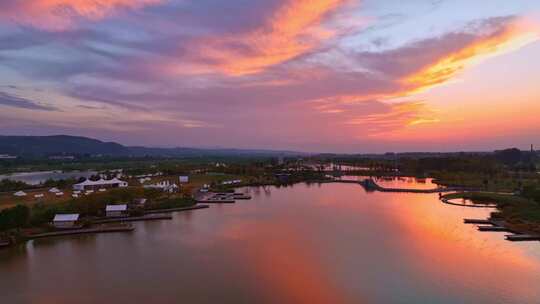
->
193;0;349;75
347;101;440;136
402;18;540;93
0;0;162;30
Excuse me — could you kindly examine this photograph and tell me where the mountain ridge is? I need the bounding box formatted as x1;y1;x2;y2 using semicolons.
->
0;135;304;158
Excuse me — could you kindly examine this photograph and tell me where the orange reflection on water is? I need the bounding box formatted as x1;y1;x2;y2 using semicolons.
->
383;192;540;299
220;218;356;304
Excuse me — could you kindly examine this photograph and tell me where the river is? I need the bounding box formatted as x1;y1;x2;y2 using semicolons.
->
0;171;97;185
1;181;539;303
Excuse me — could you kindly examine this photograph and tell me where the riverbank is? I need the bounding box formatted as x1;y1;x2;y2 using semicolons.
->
442;192;540;235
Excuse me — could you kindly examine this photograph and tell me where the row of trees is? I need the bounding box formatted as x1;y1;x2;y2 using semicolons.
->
0;205;30;231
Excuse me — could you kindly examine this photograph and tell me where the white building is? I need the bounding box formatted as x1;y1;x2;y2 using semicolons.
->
53;214;79;229
49;187;60;193
179;176;189;183
73;178;128;191
105;204;128;217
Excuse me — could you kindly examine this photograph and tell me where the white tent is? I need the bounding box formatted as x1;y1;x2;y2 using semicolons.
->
14;191;27;197
73;178;128;191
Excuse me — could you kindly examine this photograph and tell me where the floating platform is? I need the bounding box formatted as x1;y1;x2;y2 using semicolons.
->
145;205;209;214
93;214;172;224
505;234;540;242
28;225;134;239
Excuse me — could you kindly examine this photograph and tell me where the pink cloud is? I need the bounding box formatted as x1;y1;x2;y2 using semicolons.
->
0;0;163;31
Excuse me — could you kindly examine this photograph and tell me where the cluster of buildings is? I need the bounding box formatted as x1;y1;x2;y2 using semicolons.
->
52;202;133;229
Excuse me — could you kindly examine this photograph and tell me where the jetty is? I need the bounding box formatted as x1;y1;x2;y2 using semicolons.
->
477;226;512;232
197;193;236;203
145;205;210;214
93;214;172;224
464;219;493;224
28;225;134;239
505;234;540;242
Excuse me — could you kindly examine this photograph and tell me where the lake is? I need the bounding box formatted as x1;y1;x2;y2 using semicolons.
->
1;181;539;303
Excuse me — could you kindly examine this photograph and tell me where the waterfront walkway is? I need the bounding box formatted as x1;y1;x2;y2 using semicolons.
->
28;225;134;239
330;179;457;193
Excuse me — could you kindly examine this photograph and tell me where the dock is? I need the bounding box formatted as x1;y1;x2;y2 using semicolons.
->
145;205;210;214
505;234;540;242
464;219;493;224
93;214;172;224
197;193;236;203
477;226;512;232
233;194;252;200
28;225;134;239
198;199;235;204
0;240;10;248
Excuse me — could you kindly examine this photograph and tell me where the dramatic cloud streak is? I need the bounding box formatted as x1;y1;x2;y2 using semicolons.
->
182;0;350;75
402;17;540;93
0;0;162;30
0;92;57;111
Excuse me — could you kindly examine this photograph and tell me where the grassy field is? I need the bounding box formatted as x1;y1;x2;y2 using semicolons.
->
0;173;254;210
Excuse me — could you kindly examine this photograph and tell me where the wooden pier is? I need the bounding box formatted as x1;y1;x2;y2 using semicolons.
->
145;205;210;214
28;225;134;239
477;226;512;232
464;219;493;224
505;234;540;242
93;214;172;224
198;199;235;204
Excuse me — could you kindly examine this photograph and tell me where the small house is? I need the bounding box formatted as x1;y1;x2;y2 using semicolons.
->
106;204;128;217
53;214;80;229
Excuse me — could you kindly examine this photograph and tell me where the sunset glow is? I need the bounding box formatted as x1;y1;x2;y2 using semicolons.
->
0;1;539;152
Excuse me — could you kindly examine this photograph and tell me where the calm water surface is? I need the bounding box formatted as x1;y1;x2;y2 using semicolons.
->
1;182;540;304
0;171;96;185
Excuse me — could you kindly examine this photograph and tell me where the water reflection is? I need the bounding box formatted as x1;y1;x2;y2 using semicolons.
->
1;182;539;303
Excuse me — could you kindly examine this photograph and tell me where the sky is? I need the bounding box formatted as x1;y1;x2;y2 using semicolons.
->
0;0;539;153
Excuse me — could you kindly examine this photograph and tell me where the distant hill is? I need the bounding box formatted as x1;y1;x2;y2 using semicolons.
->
0;135;303;158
